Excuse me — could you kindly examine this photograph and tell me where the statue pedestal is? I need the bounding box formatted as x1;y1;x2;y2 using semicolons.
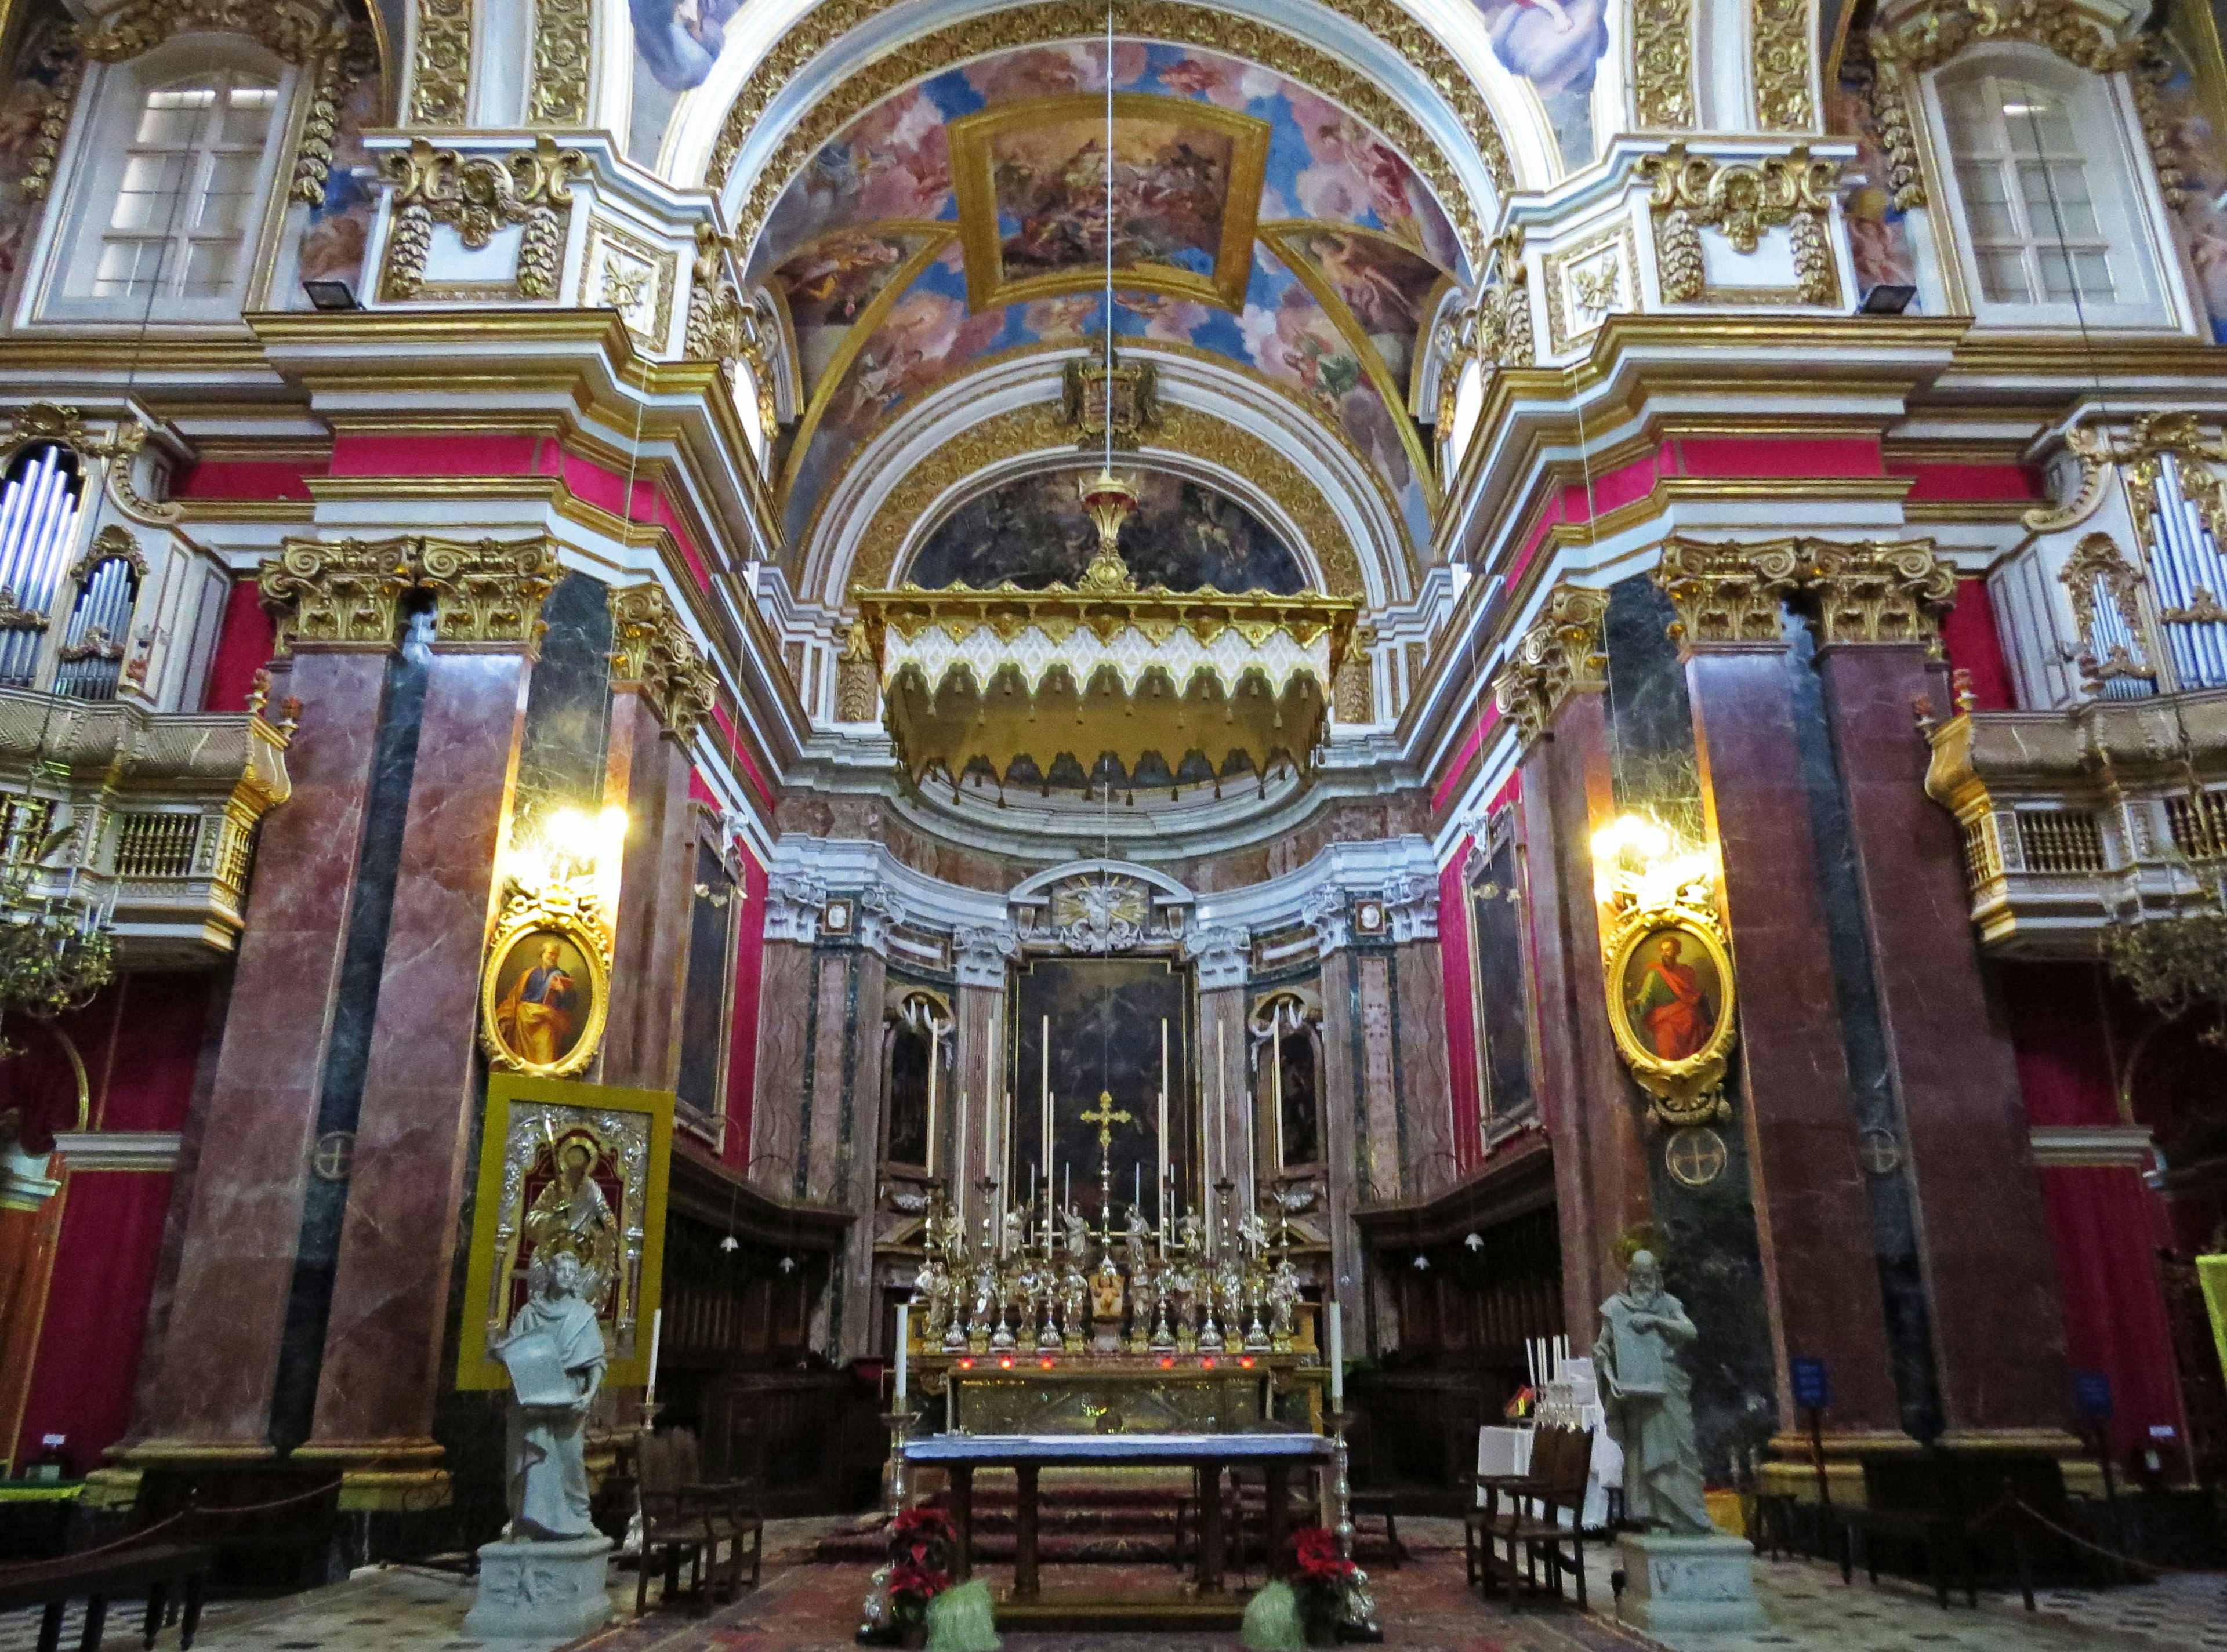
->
1615;1532;1765;1633
465;1534;614;1639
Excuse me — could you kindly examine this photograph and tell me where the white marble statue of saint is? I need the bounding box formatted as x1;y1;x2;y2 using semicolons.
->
495;1250;608;1541
1591;1250;1715;1536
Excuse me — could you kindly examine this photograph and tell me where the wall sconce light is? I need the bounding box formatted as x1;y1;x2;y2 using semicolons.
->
1590;812;1715;914
302;279;359;311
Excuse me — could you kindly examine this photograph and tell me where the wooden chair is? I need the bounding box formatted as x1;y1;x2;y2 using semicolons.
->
1465;1424;1566;1589
1467;1425;1593;1606
669;1429;764;1600
634;1431;709;1616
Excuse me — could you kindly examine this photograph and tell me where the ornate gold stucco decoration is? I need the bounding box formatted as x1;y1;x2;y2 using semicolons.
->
409;0;473;125
260;539;416;652
834;623;879;722
1490;583;1609;746
1653;536;1808;649
1865;0;2180;213
609;582;719;738
1334;625;1377;724
1653;535;1956;652
17;24;81;205
416;538;561;644
1804;539;1957;647
528;0;591;126
1631;0;1694;128
1751;0;1813;130
1640;143;1839;305
379;136;587;302
683;226;781;435
707;0;1501;272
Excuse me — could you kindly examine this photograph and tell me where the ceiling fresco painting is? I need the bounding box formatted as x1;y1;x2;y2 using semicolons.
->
1476;0;1609;173
905;466;1307;594
764;41;1459;558
949;93;1271;310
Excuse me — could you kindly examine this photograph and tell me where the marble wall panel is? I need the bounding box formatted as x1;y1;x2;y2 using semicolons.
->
804;952;856;1203
1685;643;1903;1439
1392;939;1453;1199
306;648;528;1455
951;981;1007;1240
139;648;392;1449
1358;954;1401;1204
602;694;694;1089
752;940;815;1188
832;947;887;1360
1316;950;1368;1348
509;574;612;855
1818;642;2069;1437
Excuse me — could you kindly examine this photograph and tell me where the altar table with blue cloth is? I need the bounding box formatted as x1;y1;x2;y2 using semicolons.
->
904;1431;1334;1597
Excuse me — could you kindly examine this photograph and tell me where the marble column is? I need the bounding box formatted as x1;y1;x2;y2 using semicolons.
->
1806;552;2070;1444
599;689;693;1090
1659;543;1905;1444
833;928;890;1363
1314;919;1380;1350
133;544;409;1457
1196;978;1248;1236
1391;931;1454;1199
750;935;817;1188
299;631;535;1489
951;930;1015;1243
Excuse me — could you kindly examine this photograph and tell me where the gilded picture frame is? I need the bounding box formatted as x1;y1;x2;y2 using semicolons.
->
949;93;1271;313
1603;906;1737;1125
455;1073;673;1391
479;884;612;1079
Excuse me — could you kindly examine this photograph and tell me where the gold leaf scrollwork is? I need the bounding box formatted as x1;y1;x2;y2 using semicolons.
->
82;0;346;64
1751;0;1813;131
834;623;879;722
1653;535;1956;652
1638;143;1839;304
1632;0;1694;128
1602;891;1738;1128
378;136;587;301
259;538;415;652
1333;624;1376;724
2058;531;2156;691
1804;538;1957;647
293;26;380;207
19;26;82;204
1489;583;1608;747
608;582;719;739
415;538;560;645
1653;536;1808;648
527;0;592;126
409;0;473;125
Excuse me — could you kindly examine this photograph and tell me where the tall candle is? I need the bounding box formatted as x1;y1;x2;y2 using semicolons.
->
895;1305;909;1403
1041;1015;1053;1185
926;1019;941;1178
1158;1020;1170;1217
646;1308;663;1406
1326;1302;1344;1408
1271;1011;1284;1171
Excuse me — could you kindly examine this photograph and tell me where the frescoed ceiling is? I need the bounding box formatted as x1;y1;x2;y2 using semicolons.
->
753;42;1469;572
907;466;1306;594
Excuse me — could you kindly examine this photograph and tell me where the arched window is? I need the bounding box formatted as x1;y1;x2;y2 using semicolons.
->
39;46;295;322
1929;50;2172;328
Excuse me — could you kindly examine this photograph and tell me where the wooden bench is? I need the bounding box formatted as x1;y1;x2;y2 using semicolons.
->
0;1542;213;1652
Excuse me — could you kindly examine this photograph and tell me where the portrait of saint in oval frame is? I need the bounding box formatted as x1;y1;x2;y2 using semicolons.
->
1606;916;1736;1087
481;918;610;1078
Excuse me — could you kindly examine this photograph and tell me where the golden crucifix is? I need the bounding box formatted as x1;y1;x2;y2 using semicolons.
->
1080;1091;1133;1226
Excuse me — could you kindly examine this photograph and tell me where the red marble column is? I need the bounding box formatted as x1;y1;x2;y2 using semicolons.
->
298;644;529;1480
600;690;694;1090
1814;640;2070;1442
133;647;391;1457
1519;694;1652;1334
1685;644;1905;1438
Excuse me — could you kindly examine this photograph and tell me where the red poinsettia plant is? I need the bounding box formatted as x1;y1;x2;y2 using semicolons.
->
886;1506;955;1611
1292;1526;1356;1590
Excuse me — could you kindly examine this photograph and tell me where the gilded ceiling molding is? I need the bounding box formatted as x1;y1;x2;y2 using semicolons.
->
259;538;415;652
378;136;586;301
408;0;473;124
416;538;562;644
610;582;719;738
1489;583;1608;746
1652;536;1807;650
1750;0;1813;130
1803;539;1956;647
684;227;781;437
706;0;1504;270
293;29;382;206
1640;143;1838;305
1865;0;2181;212
18;26;81;204
836;400;1369;602
527;0;591;125
1631;0;1694;128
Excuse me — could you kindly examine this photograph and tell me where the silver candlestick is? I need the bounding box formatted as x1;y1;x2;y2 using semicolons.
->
883;1408;920;1517
1324;1408;1381;1641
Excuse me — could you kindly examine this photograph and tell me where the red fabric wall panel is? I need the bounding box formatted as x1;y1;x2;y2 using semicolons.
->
201;580;277;714
2034;1166;2186;1462
1941;579;2018;712
12;1171;172;1476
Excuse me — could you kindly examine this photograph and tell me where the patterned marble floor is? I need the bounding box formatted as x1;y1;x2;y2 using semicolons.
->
1;1515;2217;1652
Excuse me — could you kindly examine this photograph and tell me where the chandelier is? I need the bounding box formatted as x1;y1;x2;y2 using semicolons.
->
0;794;114;1056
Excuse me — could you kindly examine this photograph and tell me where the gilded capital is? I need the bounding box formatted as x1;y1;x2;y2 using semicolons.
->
1652;537;1805;651
259;538;414;653
610;582;717;739
1804;539;1956;648
415;536;560;645
1490;583;1608;746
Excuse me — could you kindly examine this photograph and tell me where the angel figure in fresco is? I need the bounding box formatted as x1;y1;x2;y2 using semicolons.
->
1628;934;1715;1062
497;939;578;1066
524;1136;622;1314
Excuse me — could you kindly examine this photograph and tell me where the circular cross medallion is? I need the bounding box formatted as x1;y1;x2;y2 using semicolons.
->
311;1130;356;1182
1666;1126;1727;1188
1857;1127;1903;1176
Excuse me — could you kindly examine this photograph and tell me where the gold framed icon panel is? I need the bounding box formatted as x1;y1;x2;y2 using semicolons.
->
1603;905;1738;1124
948;93;1271;313
480;889;612;1079
456;1073;673;1391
